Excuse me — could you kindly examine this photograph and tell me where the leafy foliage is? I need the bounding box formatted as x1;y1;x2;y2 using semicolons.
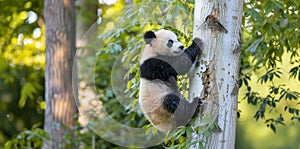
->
289;59;300;81
4;123;48;149
0;0;45;146
240;0;300;132
3;121;126;149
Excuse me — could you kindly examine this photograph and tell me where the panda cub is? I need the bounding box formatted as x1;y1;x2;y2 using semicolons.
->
139;29;202;132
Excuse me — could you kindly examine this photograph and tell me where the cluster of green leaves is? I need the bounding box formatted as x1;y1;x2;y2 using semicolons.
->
163;126;196;149
240;0;300;132
4;123;48;149
0;0;45;146
94;24;145;126
162;118;219;149
4;120;123;149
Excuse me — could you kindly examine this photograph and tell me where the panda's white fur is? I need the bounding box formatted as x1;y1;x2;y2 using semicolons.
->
139;29;202;131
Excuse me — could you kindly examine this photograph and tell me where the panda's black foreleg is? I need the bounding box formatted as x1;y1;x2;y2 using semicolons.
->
172;38;202;75
184;38;202;63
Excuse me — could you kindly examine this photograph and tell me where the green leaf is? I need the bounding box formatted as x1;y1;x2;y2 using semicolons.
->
270;123;276;133
178;136;185;144
199;142;205;149
272;23;280;32
264;1;273;13
288;108;294;114
19;82;38;108
4;140;12;149
246;37;262;53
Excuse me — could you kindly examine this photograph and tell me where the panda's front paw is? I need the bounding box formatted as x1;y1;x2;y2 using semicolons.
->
192;38;203;48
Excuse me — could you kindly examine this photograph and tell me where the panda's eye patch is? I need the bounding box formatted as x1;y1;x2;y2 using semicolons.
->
167;39;173;48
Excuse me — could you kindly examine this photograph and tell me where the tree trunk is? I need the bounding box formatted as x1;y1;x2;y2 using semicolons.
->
43;0;77;148
189;0;242;148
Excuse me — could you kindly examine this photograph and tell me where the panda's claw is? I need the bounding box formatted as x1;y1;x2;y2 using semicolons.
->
192;97;203;106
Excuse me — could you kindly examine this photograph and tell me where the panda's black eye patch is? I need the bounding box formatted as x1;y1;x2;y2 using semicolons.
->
167;39;173;48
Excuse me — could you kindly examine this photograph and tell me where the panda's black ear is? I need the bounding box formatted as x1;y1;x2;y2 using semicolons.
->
144;31;156;44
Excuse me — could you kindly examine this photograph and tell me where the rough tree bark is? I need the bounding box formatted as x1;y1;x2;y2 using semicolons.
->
43;0;77;148
189;0;242;149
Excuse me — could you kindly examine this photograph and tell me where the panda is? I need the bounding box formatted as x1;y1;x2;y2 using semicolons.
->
139;29;203;132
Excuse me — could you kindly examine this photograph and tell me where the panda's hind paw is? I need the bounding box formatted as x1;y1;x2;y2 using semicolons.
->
193;97;205;106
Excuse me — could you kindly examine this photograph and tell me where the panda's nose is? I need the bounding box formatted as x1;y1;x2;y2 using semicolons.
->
179;45;184;50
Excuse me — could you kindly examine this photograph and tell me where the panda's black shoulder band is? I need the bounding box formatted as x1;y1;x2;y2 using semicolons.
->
140;58;177;81
144;31;156;44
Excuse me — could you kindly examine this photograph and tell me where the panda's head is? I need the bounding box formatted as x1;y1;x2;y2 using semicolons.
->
143;29;184;56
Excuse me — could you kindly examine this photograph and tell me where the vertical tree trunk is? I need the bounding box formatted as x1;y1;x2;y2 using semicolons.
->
189;0;242;148
43;0;77;148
